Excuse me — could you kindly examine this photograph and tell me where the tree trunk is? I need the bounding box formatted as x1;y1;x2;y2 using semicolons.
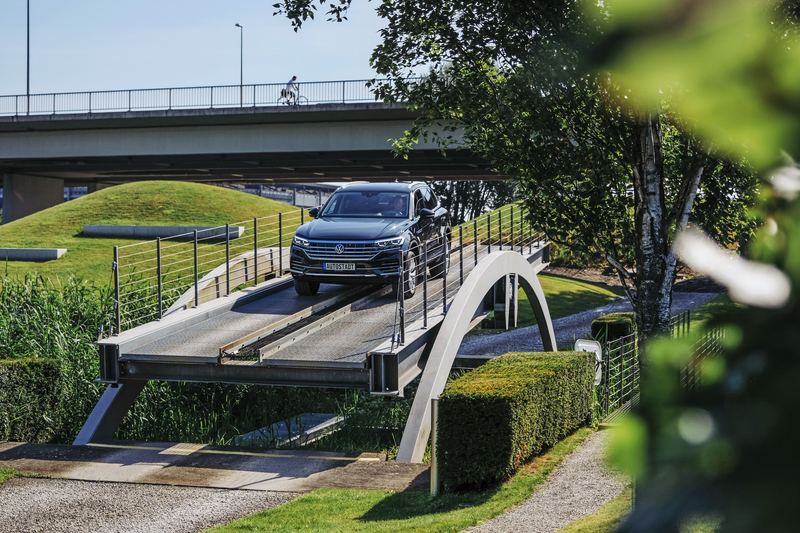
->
633;112;675;343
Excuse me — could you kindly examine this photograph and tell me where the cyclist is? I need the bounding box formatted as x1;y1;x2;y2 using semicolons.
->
282;76;298;105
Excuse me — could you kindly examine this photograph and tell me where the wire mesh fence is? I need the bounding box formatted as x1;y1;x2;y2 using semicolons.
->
0;79;404;117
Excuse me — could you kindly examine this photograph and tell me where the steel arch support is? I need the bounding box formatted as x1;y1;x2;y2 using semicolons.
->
396;251;556;463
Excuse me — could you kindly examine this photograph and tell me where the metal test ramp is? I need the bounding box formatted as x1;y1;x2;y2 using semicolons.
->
81;240;550;445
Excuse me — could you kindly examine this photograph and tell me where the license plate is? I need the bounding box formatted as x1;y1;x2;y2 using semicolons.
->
324;262;355;271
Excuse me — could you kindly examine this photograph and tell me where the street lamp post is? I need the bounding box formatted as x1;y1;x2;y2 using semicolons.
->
26;0;30;114
235;23;243;106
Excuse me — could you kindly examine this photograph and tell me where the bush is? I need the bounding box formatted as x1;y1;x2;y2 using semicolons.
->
437;351;594;491
0;358;64;442
591;312;635;341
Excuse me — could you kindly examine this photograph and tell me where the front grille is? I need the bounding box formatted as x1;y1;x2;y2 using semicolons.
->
305;241;381;261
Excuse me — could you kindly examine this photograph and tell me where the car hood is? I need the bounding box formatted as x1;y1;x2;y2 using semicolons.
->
297;217;413;241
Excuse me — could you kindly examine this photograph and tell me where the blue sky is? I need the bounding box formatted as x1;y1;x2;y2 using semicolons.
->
0;0;385;95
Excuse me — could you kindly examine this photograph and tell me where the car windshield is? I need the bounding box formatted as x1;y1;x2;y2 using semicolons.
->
320;191;409;218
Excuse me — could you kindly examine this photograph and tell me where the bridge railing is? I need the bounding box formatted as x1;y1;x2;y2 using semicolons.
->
0;79;397;117
390;204;546;349
113;209;308;333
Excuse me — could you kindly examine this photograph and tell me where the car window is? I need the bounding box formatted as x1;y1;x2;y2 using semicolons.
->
413;190;425;218
320;191;408;218
421;187;438;210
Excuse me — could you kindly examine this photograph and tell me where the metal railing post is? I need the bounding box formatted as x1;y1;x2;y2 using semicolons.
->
157;237;163;319
473;219;478;266
169;88;172;110
253;218;259;282
430;397;441;497
519;205;524;254
194;230;199;307
459;226;464;285
399;256;406;345
510;207;514;253
423;242;428;329
301;208;304;225
128;90;131;112
442;244;447;315
225;223;231;295
487;213;492;254
113;246;121;335
529;222;533;253
499;208;503;251
88;92;92;113
278;213;283;276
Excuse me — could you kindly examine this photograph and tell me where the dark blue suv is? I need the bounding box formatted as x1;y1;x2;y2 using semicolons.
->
290;182;451;297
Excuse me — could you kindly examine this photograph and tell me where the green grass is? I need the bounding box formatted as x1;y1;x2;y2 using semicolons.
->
0;467;46;485
554;486;632;533
205;428;594;533
0;181;295;285
689;293;737;328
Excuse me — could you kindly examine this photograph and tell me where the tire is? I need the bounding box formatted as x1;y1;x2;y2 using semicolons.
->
392;250;418;299
294;278;320;296
430;238;451;278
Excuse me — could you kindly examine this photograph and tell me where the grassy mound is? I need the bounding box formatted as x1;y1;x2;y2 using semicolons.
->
0;181;294;284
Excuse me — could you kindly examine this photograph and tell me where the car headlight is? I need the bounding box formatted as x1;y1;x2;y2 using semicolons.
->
293;235;309;248
375;237;404;249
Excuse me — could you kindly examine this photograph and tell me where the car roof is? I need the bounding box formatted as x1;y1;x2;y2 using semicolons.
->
335;181;426;193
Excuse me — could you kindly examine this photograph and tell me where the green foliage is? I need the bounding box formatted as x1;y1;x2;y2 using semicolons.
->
0;275;111;442
437;351;594;491
591;312;635;341
0;358;63;442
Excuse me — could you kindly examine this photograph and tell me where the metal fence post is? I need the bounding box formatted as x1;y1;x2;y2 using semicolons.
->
442;245;447;315
510;207;514;252
194;230;199;307
473;219;478;266
301;208;304;225
225;223;231;296
423;242;428;329
157;237;163;319
279;213;283;276
399;255;406;345
113;246;121;335
430;397;441;497
487;213;492;254
499;208;503;251
459;227;464;285
253;218;259;282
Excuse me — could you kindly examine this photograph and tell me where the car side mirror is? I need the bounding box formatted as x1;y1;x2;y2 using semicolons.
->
308;207;320;219
420;208;436;218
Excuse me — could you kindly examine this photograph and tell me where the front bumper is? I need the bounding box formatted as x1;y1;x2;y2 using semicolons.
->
290;246;403;284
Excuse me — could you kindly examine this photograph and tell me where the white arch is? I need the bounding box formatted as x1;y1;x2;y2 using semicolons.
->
396;251;556;463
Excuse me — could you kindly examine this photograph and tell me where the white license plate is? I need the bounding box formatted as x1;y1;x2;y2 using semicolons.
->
324;262;356;271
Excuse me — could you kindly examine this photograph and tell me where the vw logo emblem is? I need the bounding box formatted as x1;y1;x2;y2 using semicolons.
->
335;244;345;254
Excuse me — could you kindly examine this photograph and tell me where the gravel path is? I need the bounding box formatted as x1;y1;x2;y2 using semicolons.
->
463;430;628;533
458;292;718;355
0;479;298;533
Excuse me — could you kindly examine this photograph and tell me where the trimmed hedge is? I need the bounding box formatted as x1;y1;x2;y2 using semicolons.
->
0;358;64;443
437;351;594;491
591;312;635;341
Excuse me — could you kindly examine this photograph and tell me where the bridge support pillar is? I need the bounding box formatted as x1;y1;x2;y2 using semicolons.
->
397;252;556;463
73;380;147;445
2;173;64;224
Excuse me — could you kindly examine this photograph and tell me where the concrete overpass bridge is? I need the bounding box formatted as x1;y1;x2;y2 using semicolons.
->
0;79;503;223
75;205;553;463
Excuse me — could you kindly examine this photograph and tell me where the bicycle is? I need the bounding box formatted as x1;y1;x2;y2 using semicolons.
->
277;92;308;106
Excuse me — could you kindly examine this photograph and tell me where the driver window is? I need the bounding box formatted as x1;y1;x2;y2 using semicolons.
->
414;190;425;218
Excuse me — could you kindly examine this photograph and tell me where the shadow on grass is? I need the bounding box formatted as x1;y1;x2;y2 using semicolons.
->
358;485;502;522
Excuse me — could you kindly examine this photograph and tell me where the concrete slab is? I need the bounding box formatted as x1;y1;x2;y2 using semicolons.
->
0;248;66;261
83;225;245;239
0;441;429;493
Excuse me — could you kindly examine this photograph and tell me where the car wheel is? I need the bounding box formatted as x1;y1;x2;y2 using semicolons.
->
392;250;418;299
430;238;450;278
294;279;320;296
